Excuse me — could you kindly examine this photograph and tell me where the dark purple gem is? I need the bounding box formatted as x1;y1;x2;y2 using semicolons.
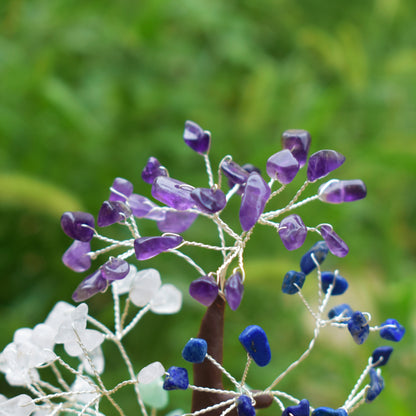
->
225;162;261;195
101;257;130;280
109;177;133;202
221;159;250;186
239;325;271;367
319;224;349;257
266;149;300;184
379;319;405;342
300;241;329;275
128;194;158;218
72;269;108;302
163;366;189;390
157;210;198;233
282;399;310;416
307;150;345;182
328;304;353;320
152;176;195;210
62;240;91;273
134;235;183;261
97;201;129;227
371;346;393;367
189;275;219;307
236;395;255;416
239;172;271;231
282;271;306;294
348;311;370;344
318;179;367;203
321;271;348;295
182;338;207;363
366;368;384;402
183;120;211;154
278;214;307;250
141;157;168;184
191;187;226;213
61;211;95;242
224;271;244;310
281;129;311;168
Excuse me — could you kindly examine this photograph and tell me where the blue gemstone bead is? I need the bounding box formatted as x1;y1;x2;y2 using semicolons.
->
282;271;306;295
321;272;348;296
371;346;393;367
300;241;329;275
347;311;370;344
379;319;405;342
328;304;353;320
366;368;384;402
238;325;271;367
312;407;347;416
236;395;256;416
182;338;208;363
282;399;310;416
163;366;189;390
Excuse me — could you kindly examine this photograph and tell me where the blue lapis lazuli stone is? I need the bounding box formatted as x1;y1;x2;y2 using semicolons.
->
347;311;370;345
371;346;393;367
312;407;347;416
282;399;310;416
236;395;256;416
162;366;189;390
238;325;271;367
366;368;384;402
182;338;208;363
300;241;329;275
328;303;353;320
379;319;405;342
282;271;306;294
321;272;348;296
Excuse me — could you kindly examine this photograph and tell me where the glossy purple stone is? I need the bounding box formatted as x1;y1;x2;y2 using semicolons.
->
307;150;345;182
189;275;219;307
72;269;108;302
62;240;91;273
318;179;367;203
224;271;244;310
152;176;195;210
109;177;134;201
221;159;250;185
183;120;211;154
282;399;310;416
128;194;158;218
281;129;311;168
101;257;130;280
239;325;271;367
191;187;226;213
61;211;95;242
266;149;300;184
239;172;271;231
320;224;349;257
157;210;198;233
134;235;183;261
97;201;129;227
141;157;168;184
278;214;307;250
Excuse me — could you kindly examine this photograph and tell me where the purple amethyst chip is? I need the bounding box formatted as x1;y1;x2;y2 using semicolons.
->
307;150;345;182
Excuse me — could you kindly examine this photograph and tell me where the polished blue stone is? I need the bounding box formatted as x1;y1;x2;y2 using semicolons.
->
328;304;353;320
371;346;393;367
282;271;306;295
182;338;207;363
379;319;405;342
300;241;329;275
238;325;271;367
347;311;370;344
312;407;347;416
321;272;348;296
282;399;310;416
163;366;189;390
236;395;256;416
366;368;384;402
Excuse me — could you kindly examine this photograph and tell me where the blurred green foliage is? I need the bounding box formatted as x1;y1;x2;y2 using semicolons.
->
0;0;415;414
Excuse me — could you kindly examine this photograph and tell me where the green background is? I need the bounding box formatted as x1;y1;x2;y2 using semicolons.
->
0;0;415;414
